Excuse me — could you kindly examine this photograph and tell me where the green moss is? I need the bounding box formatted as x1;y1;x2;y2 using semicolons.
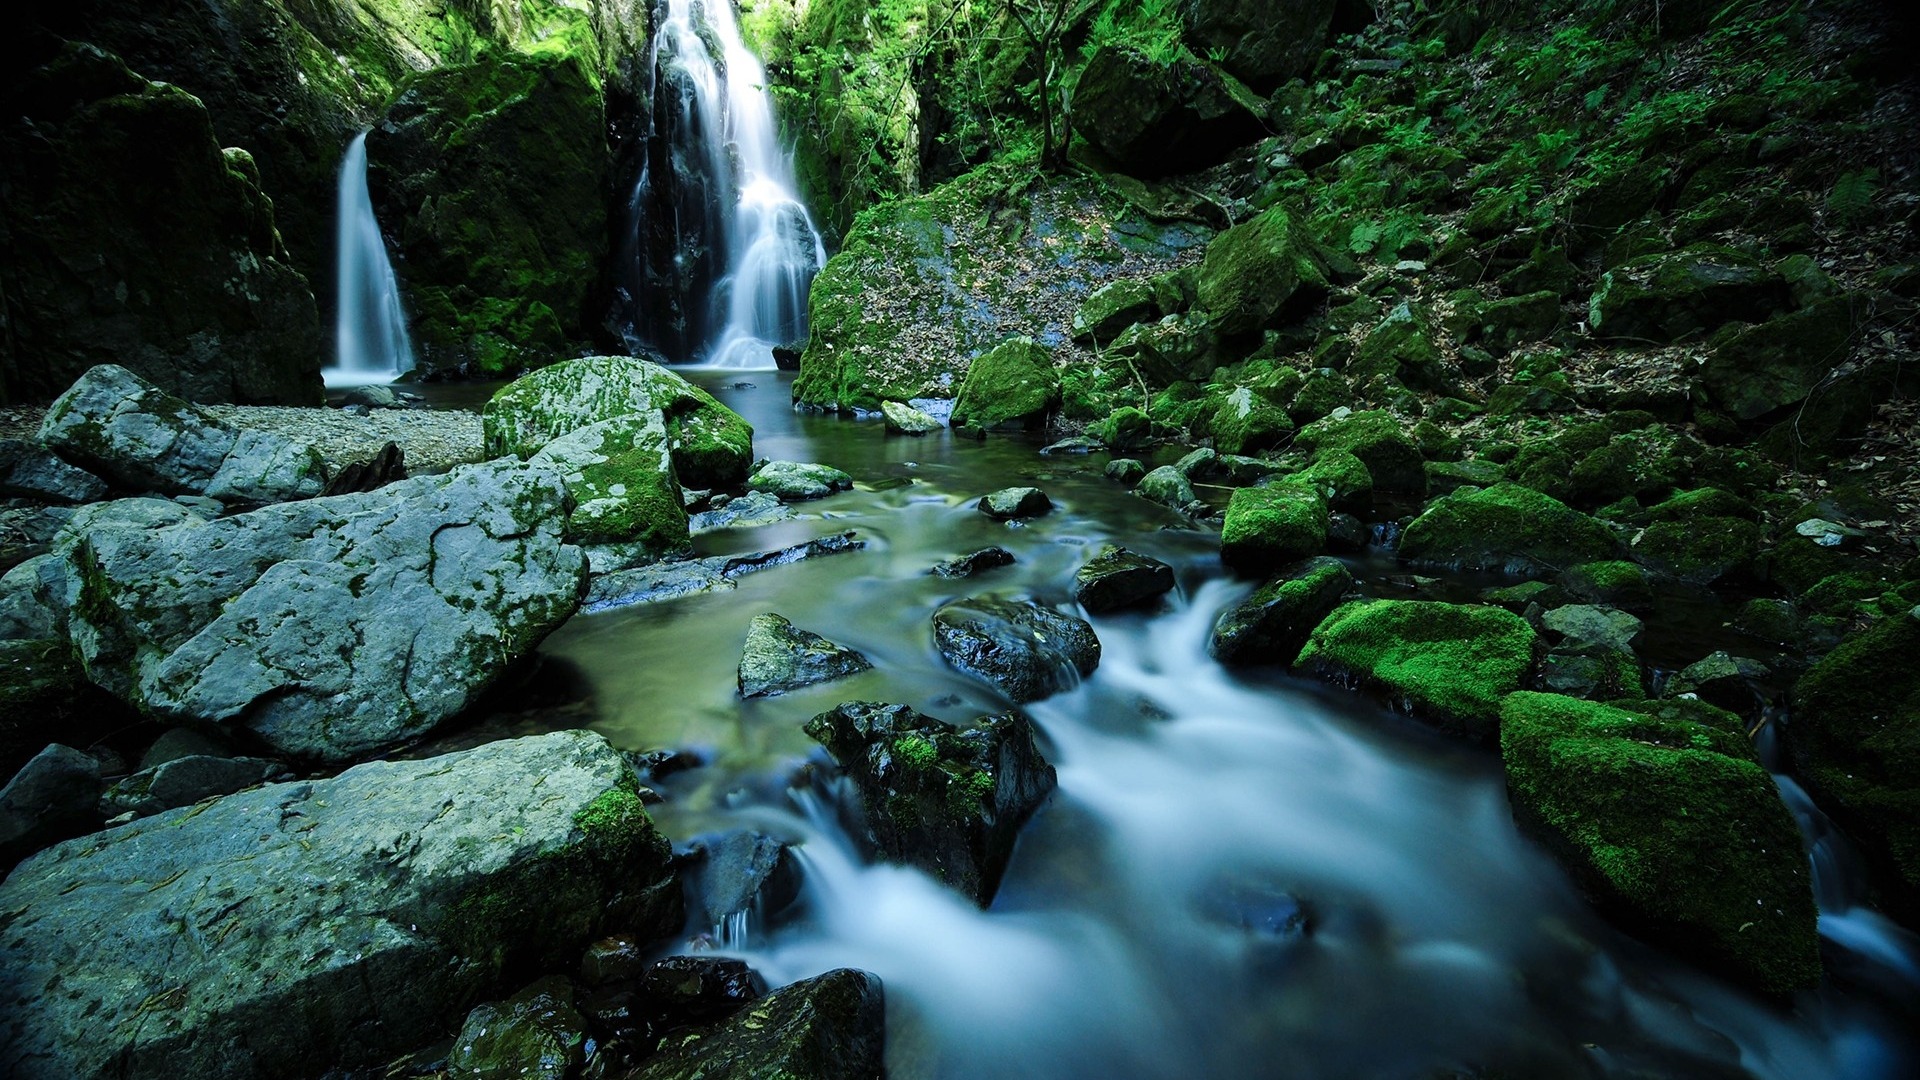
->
1209;556;1353;667
1560;560;1652;608
949;337;1062;431
1208;387;1294;456
1500;692;1820;994
1298;600;1538;738
894;733;939;770
1399;482;1619;575
1296;449;1374;513
1632;516;1763;584
1195;204;1327;337
1220;483;1328;575
1294;410;1425;493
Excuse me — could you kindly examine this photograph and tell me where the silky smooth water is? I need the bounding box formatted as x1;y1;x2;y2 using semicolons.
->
323;132;414;388
527;373;1920;1079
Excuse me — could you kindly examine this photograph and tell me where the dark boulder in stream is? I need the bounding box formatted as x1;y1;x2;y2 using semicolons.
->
1072;544;1176;613
932;596;1102;702
738;613;872;698
805;701;1057;905
1210;556;1353;666
0;731;681;1080
628;968;884;1080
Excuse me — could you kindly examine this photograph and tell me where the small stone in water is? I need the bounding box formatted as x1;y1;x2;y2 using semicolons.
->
978;486;1052;520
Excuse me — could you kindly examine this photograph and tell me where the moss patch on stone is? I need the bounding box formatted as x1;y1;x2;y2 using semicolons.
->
1399;482;1620;575
1220;483;1328;575
1298;600;1538;737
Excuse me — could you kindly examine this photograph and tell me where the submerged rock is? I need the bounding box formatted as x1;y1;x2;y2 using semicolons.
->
932;597;1101;702
0;730;681;1080
1500;693;1819;994
1210;556;1353;667
629;968;884;1080
748;460;855;501
805;701;1056;904
1297;600;1539;738
38;365;326;504
483;356;754;489
1072;545;1176;613
978;486;1053;520
931;547;1016;579
66;460;587;763
738;613;872;698
587;532;865;611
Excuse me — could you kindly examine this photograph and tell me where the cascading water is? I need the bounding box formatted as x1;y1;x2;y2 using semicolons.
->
323;132;415;388
617;0;826;368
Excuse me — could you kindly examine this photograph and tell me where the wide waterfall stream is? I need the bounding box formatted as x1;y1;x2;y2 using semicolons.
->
453;372;1920;1080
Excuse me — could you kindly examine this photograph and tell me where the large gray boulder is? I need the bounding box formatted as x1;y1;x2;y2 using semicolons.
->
66;460;588;763
37;365;327;503
0;439;108;503
527;412;690;552
0;730;680;1080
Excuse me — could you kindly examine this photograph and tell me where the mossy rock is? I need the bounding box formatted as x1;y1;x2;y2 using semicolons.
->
1297;449;1374;513
949;338;1061;431
1074;44;1267;178
1209;556;1353;667
1195;204;1327;338
1588;245;1786;344
1399;483;1620;575
1501;692;1820;995
1700;295;1864;422
527;414;689;552
1560;561;1654;609
1294;410;1424;493
1088;406;1153;452
1789;613;1920;908
1220;483;1328;575
1632;517;1763;585
1181;0;1336;91
1766;535;1863;597
482;356;753;489
1209;388;1294;456
1298;600;1538;738
1072;278;1160;342
1424;458;1506;496
1351;302;1450;391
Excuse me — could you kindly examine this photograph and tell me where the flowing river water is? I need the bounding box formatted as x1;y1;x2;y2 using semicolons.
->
460;371;1918;1079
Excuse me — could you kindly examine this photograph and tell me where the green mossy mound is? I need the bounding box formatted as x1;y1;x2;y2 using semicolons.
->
1297;449;1375;513
950;338;1062;431
1588;245;1784;344
1399;482;1620;575
1209;387;1294;456
1789;613;1920;907
1501;692;1820;995
1297;600;1538;738
1294;410;1424;493
1195;204;1328;338
482;356;754;489
1220;483;1328;575
527;414;690;552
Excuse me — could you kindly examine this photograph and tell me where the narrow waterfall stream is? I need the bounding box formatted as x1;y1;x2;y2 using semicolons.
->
517;373;1920;1080
618;0;826;367
323;132;415;388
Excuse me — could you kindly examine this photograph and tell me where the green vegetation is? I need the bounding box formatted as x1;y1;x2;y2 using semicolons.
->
1220;483;1328;574
1298;600;1539;737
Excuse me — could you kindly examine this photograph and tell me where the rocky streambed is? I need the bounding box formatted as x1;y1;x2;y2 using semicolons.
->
1;360;1917;1079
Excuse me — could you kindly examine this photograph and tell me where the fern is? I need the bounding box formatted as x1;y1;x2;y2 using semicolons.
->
1348;221;1385;255
1826;169;1879;228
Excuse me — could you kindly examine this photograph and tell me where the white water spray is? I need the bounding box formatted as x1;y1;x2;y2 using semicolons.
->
324;133;414;388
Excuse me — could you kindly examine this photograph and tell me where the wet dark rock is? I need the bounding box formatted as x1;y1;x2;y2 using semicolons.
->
320;441;407;497
738;613;872;698
96;754;281;819
681;831;803;930
1074;45;1266;177
0;440;109;504
137;726;235;770
1104;458;1147;485
1501;693;1819;995
0;743;102;866
978;486;1053;520
1072;545;1176;614
66;461;586;764
638;955;767;1030
0;731;680;1080
579;935;650;987
1539;605;1643;654
628;968;883;1080
932;597;1102;703
1588;245;1785;343
1398;482;1620;575
586;532;864;611
448;976;589;1080
1325;512;1368;552
931;546;1016;579
692;491;794;533
805;702;1056;904
1210;557;1353;667
1182;0;1336;91
1666;650;1770;715
1040;436;1103;455
749;460;855;502
39;364;327;504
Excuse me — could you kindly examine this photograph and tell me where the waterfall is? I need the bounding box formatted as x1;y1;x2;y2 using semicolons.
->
618;0;827;369
323;132;415;388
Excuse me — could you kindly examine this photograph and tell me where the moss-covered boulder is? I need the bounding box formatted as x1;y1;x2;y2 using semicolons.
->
1294;410;1424;493
1298;600;1538;738
1500;693;1820;995
749;461;856;502
1195;205;1328;338
483;357;753;490
1209;388;1294;455
528;415;689;552
369;50;609;375
804;702;1056;905
1072;277;1161;342
1351;302;1450;391
1789;613;1920;905
1073;44;1266;177
1469;291;1563;355
1297;449;1375;513
1699;296;1864;421
949;338;1061;431
1220;483;1328;574
0;44;320;405
1588;246;1785;344
1399;483;1620;575
1209;556;1352;667
1181;0;1335;91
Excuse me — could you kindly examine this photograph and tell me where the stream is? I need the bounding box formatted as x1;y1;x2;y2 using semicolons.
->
489;371;1918;1079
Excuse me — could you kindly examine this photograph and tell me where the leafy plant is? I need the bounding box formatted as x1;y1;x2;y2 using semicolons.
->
1826;169;1879;228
